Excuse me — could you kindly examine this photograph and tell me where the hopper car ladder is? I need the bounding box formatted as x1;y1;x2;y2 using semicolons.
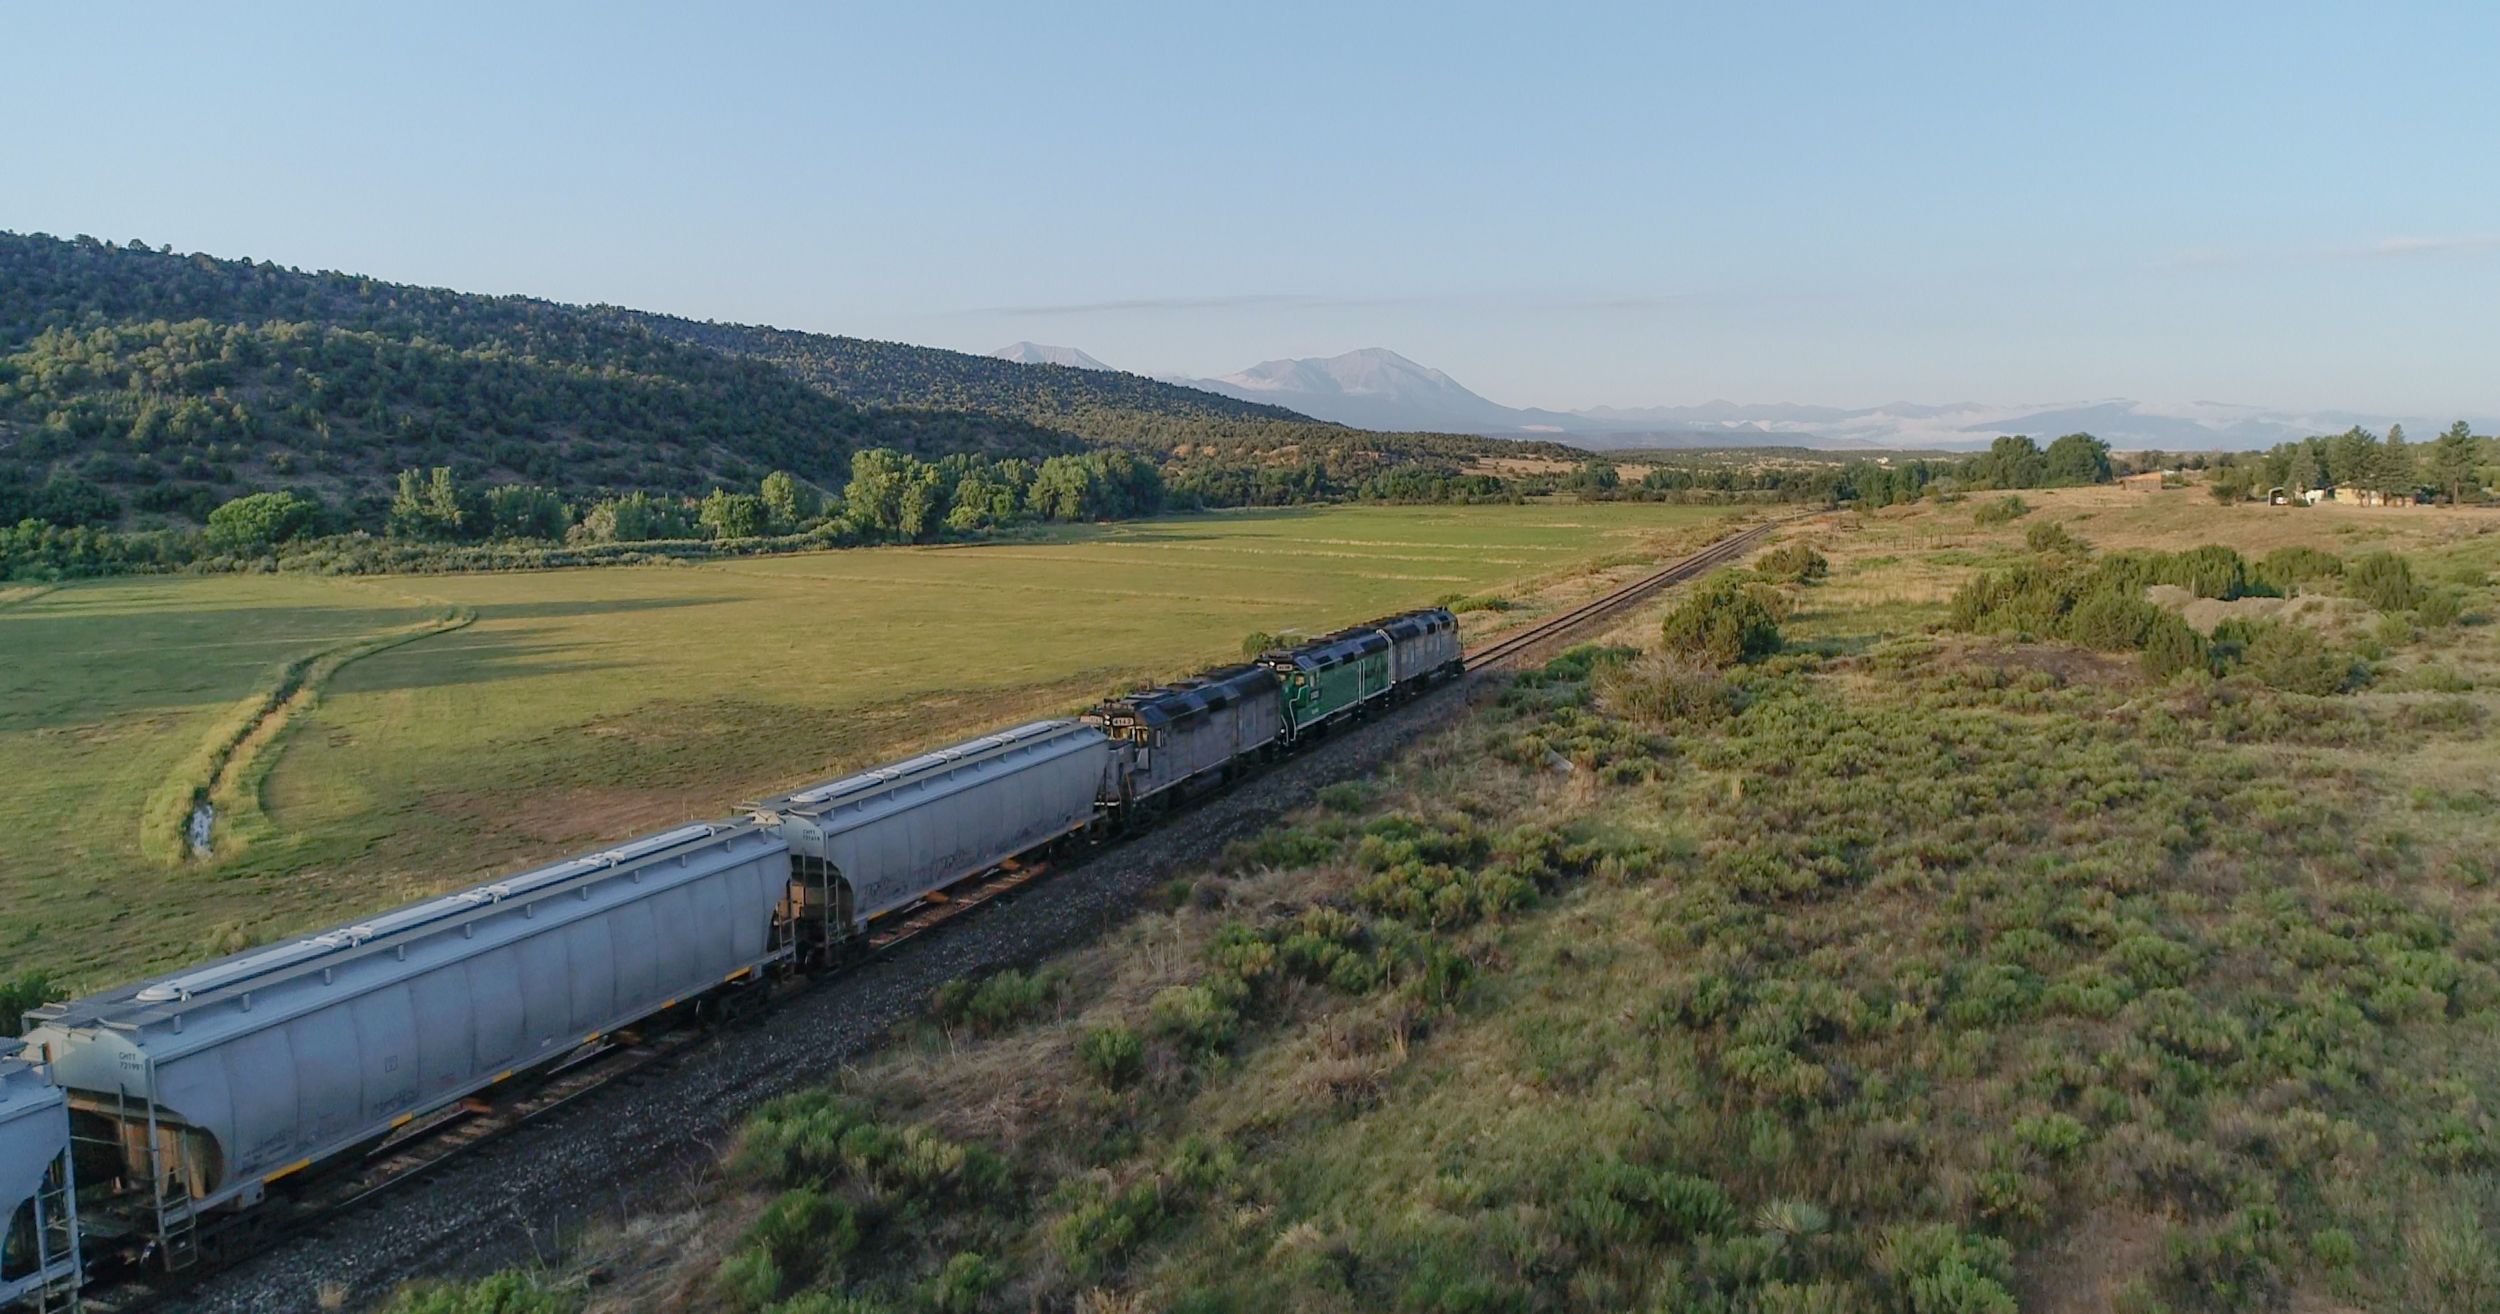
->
14;1145;82;1312
68;1066;202;1276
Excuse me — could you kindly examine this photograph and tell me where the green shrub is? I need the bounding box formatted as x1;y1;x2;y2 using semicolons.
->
1054;1179;1168;1277
2012;1112;2091;1161
933;968;1061;1036
383;1273;579;1314
2374;612;2417;650
1756;542;1830;583
1316;781;1373;814
2060;590;2166;651
1150;981;1244;1056
1162;1134;1242;1196
1225;826;1339;871
2025;520;2088;555
2230;621;2358;695
2161;545;2263;599
769;1295;900;1314
2347;552;2424;611
1356;857;1536;929
1878;1223;2018;1314
731;1093;1009;1203
2416;588;2464;629
923;1251;1001;1314
1603;655;1738;727
2310;1227;2360;1269
1660;571;1782;666
2399;664;2474;694
1563;1158;1735;1252
741;1187;857;1290
2159;1209;2288;1310
1973;495;2031;526
1947;561;2078;636
1274;905;1386;993
1757;1281;1861;1314
713;1246;785;1313
1079;1024;1144;1088
1523;643;1638;687
1239;630;1282;658
2258;545;2342;591
2139;615;2209;680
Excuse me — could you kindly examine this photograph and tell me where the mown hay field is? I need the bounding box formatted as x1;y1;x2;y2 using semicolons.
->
0;502;1739;986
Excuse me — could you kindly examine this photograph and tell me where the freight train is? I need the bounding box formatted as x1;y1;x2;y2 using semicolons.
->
0;608;1460;1306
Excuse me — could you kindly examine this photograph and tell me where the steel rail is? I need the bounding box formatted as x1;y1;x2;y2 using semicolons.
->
1462;515;1789;671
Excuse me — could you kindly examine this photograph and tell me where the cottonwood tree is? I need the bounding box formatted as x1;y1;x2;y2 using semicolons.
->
204;490;322;551
758;470;822;531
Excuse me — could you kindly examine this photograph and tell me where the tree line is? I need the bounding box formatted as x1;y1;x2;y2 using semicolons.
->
2201;423;2490;505
1565;433;2121;508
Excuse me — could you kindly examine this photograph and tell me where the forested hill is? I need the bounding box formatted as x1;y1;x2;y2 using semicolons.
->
0;231;1591;542
0;232;1076;524
617;311;1315;440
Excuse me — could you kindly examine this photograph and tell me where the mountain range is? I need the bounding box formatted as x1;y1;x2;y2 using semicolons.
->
988;343;2489;452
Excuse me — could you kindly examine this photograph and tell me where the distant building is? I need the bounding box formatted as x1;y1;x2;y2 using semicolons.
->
2118;471;2166;491
2288;485;2418;507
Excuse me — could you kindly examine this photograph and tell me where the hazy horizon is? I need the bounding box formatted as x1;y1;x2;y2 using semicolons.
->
10;2;2497;415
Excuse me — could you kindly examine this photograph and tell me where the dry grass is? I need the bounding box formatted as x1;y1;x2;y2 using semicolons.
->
416;490;2500;1314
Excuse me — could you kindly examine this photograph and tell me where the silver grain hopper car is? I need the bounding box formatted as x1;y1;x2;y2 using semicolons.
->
0;1044;79;1311
1087;665;1283;814
20;821;790;1270
753;719;1112;955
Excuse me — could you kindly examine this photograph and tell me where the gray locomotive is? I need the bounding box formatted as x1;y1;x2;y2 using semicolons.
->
2;607;1460;1301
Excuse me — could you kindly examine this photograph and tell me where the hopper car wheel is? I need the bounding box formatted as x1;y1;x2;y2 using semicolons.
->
707;981;772;1028
199;1207;279;1270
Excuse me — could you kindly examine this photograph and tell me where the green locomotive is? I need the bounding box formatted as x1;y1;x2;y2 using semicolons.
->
1255;607;1460;738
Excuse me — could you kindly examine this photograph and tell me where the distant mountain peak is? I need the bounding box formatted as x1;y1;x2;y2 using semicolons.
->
1223;346;1458;392
991;341;1112;371
1170;347;1534;433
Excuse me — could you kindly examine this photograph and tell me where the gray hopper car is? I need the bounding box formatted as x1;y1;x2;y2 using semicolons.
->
0;1046;78;1309
753;719;1112;951
20;822;789;1266
1087;664;1283;813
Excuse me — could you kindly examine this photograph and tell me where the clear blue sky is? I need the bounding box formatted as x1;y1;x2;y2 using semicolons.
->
9;2;2495;413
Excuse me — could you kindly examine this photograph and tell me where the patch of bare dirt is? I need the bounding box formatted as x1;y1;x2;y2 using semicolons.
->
1936;635;2142;685
2145;585;2373;640
2020;1209;2164;1312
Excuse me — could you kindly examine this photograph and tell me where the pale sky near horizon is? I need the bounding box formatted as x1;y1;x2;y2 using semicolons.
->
7;2;2496;414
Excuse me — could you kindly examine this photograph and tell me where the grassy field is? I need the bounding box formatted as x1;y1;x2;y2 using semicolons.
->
0;502;1739;987
503;484;2500;1314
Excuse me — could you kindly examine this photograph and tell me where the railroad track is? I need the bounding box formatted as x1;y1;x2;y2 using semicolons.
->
113;513;1791;1311
1463;514;1788;671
